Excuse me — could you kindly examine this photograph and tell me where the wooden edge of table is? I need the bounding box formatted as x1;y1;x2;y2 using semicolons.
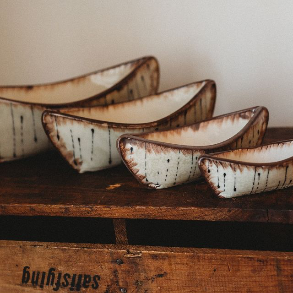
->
0;240;292;292
1;240;293;257
1;204;292;224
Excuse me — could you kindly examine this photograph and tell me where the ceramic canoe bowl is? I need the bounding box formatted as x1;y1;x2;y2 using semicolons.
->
199;139;293;198
117;106;269;189
0;56;159;162
42;79;216;173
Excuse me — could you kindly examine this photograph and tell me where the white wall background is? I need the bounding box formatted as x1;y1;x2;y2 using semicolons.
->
0;0;292;126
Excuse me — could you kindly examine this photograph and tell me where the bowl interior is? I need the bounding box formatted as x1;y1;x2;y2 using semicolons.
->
138;108;257;147
213;140;293;163
62;81;207;123
0;59;140;104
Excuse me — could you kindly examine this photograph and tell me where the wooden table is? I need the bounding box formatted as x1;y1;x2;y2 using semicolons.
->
0;128;292;292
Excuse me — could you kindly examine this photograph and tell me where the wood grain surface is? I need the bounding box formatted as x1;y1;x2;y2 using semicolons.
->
0;128;292;223
0;240;292;292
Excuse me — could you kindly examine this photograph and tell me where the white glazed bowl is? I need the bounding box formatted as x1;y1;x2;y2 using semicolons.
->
0;56;159;162
199;138;293;198
118;106;268;189
42;80;216;173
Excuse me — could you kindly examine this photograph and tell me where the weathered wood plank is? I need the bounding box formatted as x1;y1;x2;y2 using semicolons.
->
113;219;128;245
0;128;292;223
0;240;292;292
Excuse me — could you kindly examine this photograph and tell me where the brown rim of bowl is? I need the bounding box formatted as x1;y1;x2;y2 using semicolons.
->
116;106;269;155
41;79;216;130
0;56;159;107
198;139;293;170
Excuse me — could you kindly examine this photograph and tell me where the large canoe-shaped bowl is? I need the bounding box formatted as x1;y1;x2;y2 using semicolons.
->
0;56;159;162
42;80;216;173
117;106;269;189
199;139;293;198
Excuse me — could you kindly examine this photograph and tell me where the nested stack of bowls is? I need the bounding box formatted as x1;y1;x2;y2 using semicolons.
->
1;55;292;198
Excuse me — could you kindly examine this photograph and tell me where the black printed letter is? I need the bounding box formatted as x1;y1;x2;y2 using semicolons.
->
92;275;100;289
62;273;71;288
46;268;55;286
75;274;83;291
53;272;62;291
83;274;91;288
31;271;40;286
21;266;30;284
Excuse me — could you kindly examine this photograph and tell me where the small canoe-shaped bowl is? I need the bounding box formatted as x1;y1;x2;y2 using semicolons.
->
0;56;159;162
199;139;293;198
117;106;269;189
42;79;216;173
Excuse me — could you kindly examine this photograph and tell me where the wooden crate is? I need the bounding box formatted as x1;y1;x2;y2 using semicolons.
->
0;128;292;292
